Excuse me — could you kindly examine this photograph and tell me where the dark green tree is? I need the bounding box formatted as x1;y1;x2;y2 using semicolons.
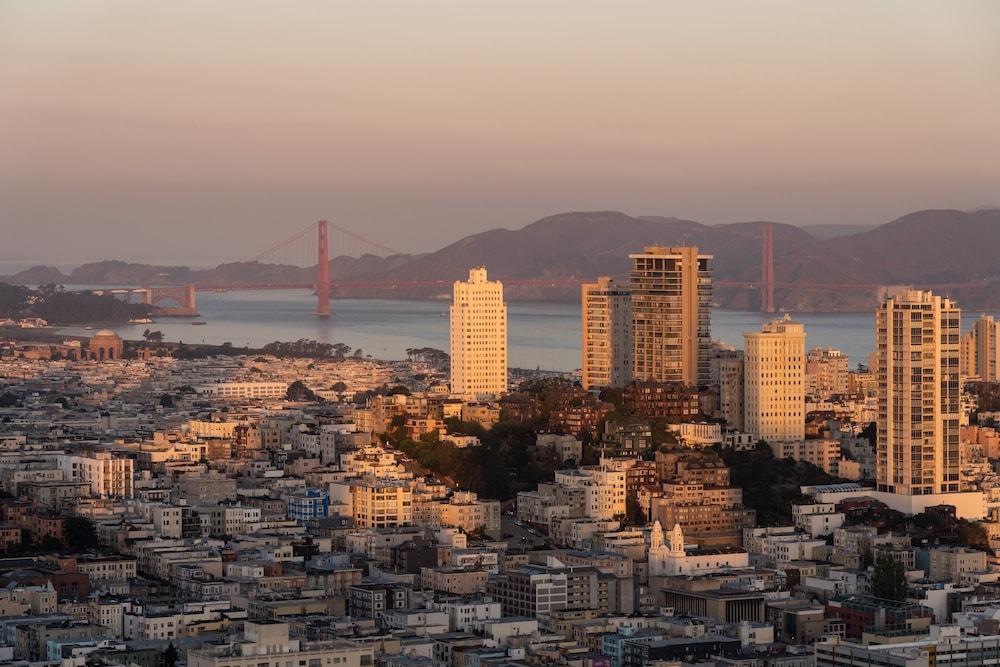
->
159;393;175;408
64;516;99;551
286;380;321;402
871;553;907;601
164;643;179;667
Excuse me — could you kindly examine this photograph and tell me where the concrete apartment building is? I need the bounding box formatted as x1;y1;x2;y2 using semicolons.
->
629;246;712;386
876;290;961;496
712;350;745;431
744;315;806;444
967;314;1000;381
581;276;632;390
57;451;134;498
450;267;508;400
806;347;850;398
187;621;373;667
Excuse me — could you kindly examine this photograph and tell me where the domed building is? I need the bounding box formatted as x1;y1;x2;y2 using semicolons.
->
89;330;123;361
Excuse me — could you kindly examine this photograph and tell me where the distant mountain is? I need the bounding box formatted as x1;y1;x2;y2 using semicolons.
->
799;223;879;239
4;208;1000;312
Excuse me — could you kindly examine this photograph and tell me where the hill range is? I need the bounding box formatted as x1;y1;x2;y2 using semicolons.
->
4;208;1000;312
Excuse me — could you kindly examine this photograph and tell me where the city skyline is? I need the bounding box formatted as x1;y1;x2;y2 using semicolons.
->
3;2;999;261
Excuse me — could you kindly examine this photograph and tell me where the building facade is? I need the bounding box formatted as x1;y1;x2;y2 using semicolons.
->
629;246;712;386
581;277;632;390
450;267;508;400
876;290;961;495
744;316;806;443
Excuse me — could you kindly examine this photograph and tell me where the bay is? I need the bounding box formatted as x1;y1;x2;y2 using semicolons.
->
55;289;909;371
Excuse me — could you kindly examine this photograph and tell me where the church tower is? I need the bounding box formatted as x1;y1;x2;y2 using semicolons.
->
667;523;685;555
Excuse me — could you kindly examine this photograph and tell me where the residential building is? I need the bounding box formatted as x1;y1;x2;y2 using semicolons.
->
187;621;373;667
744;315;806;443
971;314;1000;381
876;290;961;496
581;276;632;390
629;246;712;386
806;347;850;398
450;267;507;400
58;452;134;498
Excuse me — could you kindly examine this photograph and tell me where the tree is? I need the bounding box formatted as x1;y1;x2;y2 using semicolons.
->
164;643;179;667
64;516;99;551
286;380;321;402
331;381;348;393
871;553;907;601
0;392;19;408
159;394;175;408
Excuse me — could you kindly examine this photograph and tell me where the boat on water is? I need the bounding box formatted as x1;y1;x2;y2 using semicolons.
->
84;326;93;330
129;317;154;324
191;321;207;326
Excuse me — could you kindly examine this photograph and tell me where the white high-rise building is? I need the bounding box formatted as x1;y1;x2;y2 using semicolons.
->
581;277;632;390
877;290;961;496
744;315;806;443
450;267;508;400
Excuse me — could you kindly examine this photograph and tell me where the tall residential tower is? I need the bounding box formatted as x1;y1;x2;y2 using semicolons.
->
970;315;1000;382
629;246;712;386
876;290;961;496
743;315;806;443
581;277;632;390
450;267;508;400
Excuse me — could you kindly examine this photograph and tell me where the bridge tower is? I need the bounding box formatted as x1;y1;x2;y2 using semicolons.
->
316;220;332;317
761;223;775;313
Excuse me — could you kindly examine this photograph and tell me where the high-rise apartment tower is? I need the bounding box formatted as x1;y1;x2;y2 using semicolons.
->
876;290;961;495
744;315;806;443
581;277;632;390
629;246;712;386
450;267;508;400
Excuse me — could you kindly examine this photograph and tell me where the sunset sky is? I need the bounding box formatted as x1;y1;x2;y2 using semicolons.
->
2;1;999;264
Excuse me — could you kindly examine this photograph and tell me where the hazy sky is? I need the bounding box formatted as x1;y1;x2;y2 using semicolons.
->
2;1;999;264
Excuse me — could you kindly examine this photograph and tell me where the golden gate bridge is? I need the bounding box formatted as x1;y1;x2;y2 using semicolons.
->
109;220;994;317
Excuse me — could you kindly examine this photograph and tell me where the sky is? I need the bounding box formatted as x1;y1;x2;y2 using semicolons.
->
2;1;999;265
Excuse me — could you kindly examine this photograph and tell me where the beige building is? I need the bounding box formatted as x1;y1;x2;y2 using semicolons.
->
581;276;632;390
769;439;841;474
960;329;977;380
876;290;961;496
450;267;508;400
187;622;373;667
806;347;850;398
332;478;414;528
57;452;134;498
744;316;806;443
968;314;1000;381
928;546;987;584
629;246;712;386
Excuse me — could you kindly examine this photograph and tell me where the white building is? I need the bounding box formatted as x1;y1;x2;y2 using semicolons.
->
744;315;806;443
196;382;288;400
58;452;133;498
450;267;508;400
791;502;845;537
648;521;748;577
